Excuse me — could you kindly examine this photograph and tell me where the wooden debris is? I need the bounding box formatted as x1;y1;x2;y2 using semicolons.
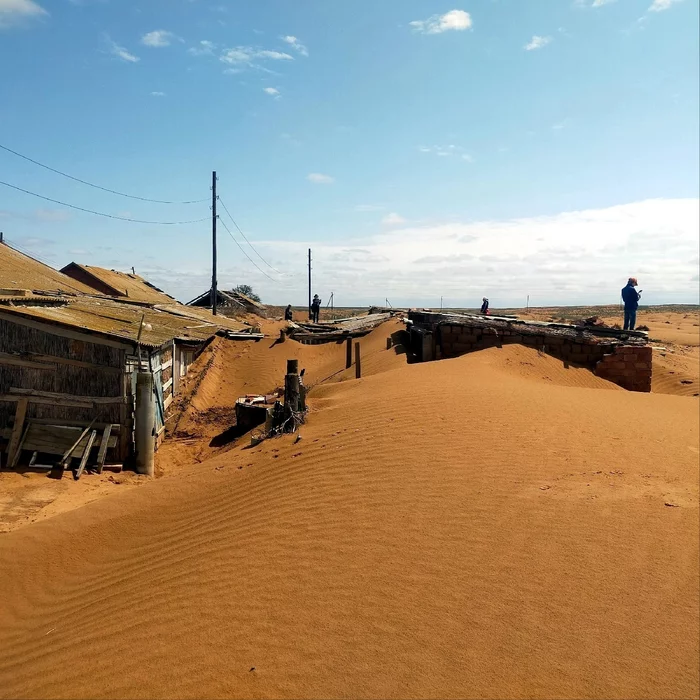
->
75;430;97;480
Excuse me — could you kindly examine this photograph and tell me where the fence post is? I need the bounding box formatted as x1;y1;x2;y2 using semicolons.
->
346;336;352;369
355;342;361;379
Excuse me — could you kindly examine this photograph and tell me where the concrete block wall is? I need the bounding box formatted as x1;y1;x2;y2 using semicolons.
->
594;345;652;392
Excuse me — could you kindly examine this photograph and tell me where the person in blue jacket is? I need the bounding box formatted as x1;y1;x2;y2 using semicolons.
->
621;277;642;330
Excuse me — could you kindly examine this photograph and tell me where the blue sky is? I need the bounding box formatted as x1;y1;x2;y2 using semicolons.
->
1;0;698;307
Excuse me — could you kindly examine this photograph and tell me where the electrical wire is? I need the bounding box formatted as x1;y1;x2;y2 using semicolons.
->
0;180;210;225
217;198;283;273
218;217;280;283
0;143;207;205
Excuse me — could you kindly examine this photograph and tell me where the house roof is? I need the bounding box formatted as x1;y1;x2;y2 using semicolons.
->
0;296;249;348
187;288;266;310
60;262;176;304
0;243;99;296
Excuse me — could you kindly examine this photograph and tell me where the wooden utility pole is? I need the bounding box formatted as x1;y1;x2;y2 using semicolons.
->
308;248;312;320
526;294;529;312
212;171;218;316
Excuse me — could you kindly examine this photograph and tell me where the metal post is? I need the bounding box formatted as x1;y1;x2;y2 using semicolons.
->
308;248;312;320
355;342;361;379
212;171;218;316
346;337;352;369
135;372;155;476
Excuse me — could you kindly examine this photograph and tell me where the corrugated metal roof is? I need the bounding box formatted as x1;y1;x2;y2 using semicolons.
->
0;297;249;348
61;263;176;304
0;243;99;296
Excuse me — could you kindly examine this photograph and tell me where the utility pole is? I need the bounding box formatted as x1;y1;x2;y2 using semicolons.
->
308;248;312;320
526;294;529;312
212;171;218;316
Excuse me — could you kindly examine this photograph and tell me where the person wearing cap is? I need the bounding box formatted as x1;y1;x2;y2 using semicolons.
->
621;277;642;330
480;297;489;315
311;294;321;323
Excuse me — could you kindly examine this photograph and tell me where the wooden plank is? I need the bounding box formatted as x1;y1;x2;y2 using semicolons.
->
9;422;31;468
161;358;173;370
74;430;97;480
6;418;121;432
0;352;56;370
0;394;95;408
8;388;127;404
60;419;96;468
163;394;173;410
96;425;112;474
162;377;173;393
10;424;118;456
6;398;28;466
27;353;122;373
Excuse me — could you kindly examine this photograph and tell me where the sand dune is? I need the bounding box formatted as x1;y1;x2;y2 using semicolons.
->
1;336;697;699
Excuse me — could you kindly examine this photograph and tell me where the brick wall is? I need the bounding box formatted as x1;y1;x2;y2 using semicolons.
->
594;346;652;392
423;322;651;393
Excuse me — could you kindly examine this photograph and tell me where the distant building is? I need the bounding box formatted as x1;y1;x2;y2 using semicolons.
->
187;288;267;318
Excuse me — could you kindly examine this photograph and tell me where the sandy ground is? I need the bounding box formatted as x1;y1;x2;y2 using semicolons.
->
0;311;698;699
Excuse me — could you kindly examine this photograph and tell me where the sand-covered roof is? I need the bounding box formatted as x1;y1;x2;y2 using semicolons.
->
0;243;98;296
0;297;248;348
61;263;176;304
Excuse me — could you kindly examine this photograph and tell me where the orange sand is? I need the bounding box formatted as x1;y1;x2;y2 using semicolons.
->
0;330;698;699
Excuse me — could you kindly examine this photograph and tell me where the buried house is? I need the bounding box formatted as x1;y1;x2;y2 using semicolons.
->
0;243;248;473
187;287;268;318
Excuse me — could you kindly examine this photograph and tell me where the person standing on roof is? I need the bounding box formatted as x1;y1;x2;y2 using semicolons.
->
311;294;321;323
621;277;642;330
480;297;490;315
284;304;293;321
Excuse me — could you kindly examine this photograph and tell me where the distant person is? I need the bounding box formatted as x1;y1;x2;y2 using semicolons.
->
480;297;490;315
284;304;293;321
621;277;642;330
311;294;321;323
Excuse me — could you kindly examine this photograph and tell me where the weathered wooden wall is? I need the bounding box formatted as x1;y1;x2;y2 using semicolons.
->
0;318;126;431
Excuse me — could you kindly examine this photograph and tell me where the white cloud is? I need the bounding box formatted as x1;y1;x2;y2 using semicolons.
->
220;46;293;71
225;198;697;307
281;35;308;56
188;40;216;56
0;0;47;28
151;91;166;97
592;0;617;6
307;173;334;184
382;212;407;226
552;121;566;130
420;144;474;162
410;9;472;34
107;37;139;63
141;30;177;48
263;87;280;97
648;0;684;11
525;35;552;50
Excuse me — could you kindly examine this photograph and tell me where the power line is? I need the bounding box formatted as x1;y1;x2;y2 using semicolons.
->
0;180;209;225
0;143;207;205
217;197;282;274
218;217;280;283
